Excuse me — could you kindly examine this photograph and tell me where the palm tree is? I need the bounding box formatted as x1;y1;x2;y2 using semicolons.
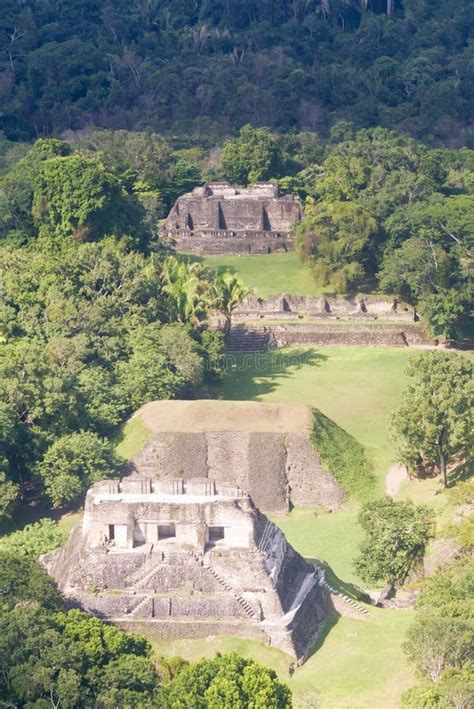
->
161;257;208;324
211;272;250;334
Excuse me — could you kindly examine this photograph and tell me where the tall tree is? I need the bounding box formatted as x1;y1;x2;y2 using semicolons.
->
221;125;289;184
391;352;473;487
355;497;433;587
296;200;378;292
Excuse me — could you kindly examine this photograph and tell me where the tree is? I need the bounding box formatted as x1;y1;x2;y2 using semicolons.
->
164;653;292;708
161;257;209;324
296;200;378;292
36;431;121;507
32;155;138;243
390;352;473;487
402;664;474;708
117;323;204;408
418;285;473;343
211;272;249;334
221;125;289;184
0;139;71;242
0;554;63;611
404;615;474;683
0;467;18;521
354;498;433;587
379;234;451;306
0;518;66;559
0;599;160;708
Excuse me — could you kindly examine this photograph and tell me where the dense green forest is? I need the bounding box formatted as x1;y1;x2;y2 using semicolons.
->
1;0;473;145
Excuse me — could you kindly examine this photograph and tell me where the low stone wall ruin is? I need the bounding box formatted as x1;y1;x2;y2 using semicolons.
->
234;293;415;321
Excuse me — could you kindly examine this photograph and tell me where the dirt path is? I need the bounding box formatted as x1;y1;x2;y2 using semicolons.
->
385;464;408;498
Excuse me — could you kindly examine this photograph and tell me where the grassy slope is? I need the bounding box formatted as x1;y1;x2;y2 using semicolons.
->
185;251;328;298
115;413;153;460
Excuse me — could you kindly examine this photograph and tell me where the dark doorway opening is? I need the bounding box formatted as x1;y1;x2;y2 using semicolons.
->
208;526;225;544
157;523;176;540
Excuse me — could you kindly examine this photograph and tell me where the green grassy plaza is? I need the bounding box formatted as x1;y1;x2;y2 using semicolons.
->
182;251;329;298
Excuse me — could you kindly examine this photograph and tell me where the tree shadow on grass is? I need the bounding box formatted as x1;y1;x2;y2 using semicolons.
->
216;348;328;400
175;252;239;276
301;558;372;664
0;500;83;536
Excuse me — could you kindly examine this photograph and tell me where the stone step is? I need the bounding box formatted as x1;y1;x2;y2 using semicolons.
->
321;581;369;616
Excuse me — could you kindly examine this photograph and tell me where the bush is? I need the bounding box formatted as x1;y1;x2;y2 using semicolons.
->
0;518;67;558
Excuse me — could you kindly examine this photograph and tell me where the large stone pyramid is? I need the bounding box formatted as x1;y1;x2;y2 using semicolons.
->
127;400;344;512
44;476;335;661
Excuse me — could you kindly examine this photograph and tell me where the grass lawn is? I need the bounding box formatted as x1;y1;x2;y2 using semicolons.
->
115;412;153;460
270;507;365;591
151;608;414;709
180;251;328;298
219;346;414;489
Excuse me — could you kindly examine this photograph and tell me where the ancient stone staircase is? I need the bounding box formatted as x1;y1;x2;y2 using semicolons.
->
190;551;257;620
319;577;370;617
226;325;272;352
133;551;168;589
130;596;150;617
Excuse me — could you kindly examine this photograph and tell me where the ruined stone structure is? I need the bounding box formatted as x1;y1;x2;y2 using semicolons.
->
219;293;432;350
162;182;302;254
127;401;344;512
45;478;334;660
234;293;416;321
226;322;431;351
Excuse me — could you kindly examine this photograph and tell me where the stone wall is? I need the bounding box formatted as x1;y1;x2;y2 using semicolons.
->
169;231;294;254
226;322;432;351
113;618;268;643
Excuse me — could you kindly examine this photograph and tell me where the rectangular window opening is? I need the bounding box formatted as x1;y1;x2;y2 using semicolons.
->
108;524;115;541
157;523;176;540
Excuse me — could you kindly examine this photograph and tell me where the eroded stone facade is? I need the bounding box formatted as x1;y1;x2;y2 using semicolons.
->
44;477;334;661
162;182;302;254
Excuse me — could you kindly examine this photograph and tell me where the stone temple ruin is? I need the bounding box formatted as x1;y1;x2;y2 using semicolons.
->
162;182;302;254
45;477;334;661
